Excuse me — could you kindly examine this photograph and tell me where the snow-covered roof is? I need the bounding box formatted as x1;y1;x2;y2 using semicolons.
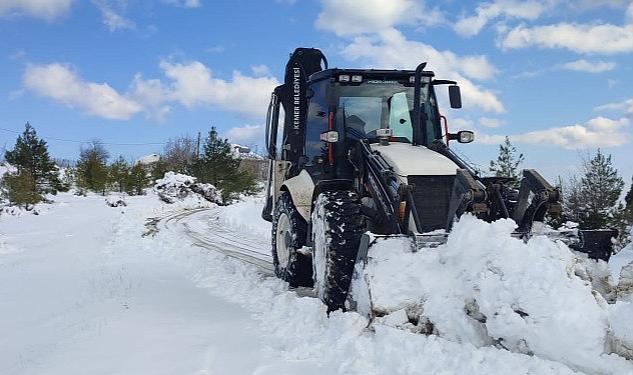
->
136;153;161;165
231;144;264;160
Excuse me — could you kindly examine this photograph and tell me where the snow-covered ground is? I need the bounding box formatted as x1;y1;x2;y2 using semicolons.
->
1;191;632;374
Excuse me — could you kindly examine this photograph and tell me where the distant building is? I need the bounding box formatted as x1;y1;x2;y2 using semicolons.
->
232;144;267;181
136;153;160;165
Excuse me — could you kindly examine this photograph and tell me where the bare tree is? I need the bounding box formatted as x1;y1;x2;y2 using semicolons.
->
163;136;197;173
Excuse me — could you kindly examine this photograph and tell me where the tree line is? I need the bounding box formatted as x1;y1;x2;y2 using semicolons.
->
1;123;257;209
490;136;633;245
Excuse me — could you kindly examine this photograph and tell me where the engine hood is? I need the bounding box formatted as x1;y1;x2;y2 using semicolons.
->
369;142;458;177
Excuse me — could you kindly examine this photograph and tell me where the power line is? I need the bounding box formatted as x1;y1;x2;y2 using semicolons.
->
0;127;168;147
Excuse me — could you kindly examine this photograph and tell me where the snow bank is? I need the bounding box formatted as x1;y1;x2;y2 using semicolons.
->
140;215;591;375
610;300;633;360
154;172;217;206
220;194;271;239
351;215;631;373
612;240;633;283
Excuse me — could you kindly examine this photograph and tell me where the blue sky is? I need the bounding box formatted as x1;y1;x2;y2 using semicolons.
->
1;0;632;182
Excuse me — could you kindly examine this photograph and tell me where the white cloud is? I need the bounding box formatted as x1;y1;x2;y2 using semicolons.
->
9;49;26;60
129;74;172;121
315;0;442;36
595;98;633;115
479;117;630;148
450;117;475;130
163;0;201;8
500;23;633;54
251;64;271;77
92;0;135;32
23;63;142;120
339;29;504;113
561;59;616;73
0;0;73;20
455;0;545;37
226;124;265;145
479;117;505;128
22;60;279;121
159;60;280;118
206;45;225;53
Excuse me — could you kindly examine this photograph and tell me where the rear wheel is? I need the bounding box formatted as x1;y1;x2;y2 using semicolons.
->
271;192;313;287
312;190;364;312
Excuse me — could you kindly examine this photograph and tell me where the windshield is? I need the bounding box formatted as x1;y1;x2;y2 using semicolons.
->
337;80;438;145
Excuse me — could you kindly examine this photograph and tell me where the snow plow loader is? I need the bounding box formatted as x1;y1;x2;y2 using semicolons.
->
261;47;618;313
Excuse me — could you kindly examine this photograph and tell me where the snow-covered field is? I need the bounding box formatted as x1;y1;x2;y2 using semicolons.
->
1;190;632;374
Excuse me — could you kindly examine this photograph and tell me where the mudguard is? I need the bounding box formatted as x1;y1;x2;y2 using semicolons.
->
281;169;315;222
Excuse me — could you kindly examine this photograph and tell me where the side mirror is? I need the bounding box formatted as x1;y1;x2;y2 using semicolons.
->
457;130;474;143
448;130;474;144
449;85;462;109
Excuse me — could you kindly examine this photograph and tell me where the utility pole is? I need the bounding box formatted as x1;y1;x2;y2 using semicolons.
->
196;131;201;160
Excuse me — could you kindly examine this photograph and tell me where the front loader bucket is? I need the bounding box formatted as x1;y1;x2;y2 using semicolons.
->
570;229;618;262
346;227;618;319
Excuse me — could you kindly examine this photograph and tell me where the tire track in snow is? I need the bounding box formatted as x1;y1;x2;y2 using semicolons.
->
158;208;275;275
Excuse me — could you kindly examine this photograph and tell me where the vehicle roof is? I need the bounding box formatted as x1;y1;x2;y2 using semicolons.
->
309;68;435;83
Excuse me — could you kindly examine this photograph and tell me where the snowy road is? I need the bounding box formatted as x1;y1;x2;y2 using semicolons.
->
158;208;274;275
0;195;276;375
2;192;632;375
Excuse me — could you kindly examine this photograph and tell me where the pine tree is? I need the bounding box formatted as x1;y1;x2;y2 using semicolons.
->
1;171;42;209
489;136;524;187
109;156;130;193
76;141;109;194
191;127;257;203
126;163;150;196
150;158;169;182
4;122;60;196
621;177;633;240
575;150;624;229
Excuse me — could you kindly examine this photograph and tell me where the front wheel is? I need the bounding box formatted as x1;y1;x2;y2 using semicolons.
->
312;190;364;312
271;192;313;287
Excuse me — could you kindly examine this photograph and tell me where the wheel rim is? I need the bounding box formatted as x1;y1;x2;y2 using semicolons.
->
276;213;291;267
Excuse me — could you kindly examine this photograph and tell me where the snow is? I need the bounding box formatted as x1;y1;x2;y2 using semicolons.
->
153;171;217;206
369;143;459;177
351;215;633;373
231;143;264;160
1;191;632;374
136;153;160;165
311;192;329;300
220;193;271;239
612;239;633;282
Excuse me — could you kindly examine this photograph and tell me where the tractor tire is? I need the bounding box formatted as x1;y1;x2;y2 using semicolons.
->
312;190;365;312
271;192;313;287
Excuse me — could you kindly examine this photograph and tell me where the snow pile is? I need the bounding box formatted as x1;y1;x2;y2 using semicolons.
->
105;195;127;207
609;237;633;359
154;172;217;205
612;237;633;283
610;299;633;360
351;215;631;373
